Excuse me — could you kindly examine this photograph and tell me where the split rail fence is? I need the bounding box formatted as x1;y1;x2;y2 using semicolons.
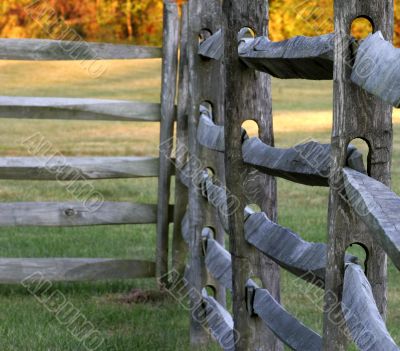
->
2;0;400;351
169;0;400;350
0;1;180;285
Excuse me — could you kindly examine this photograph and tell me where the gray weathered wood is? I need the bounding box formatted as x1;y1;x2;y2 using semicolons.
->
244;212;357;287
0;96;163;122
238;34;334;80
0;39;162;60
172;3;190;278
324;1;393;349
223;0;282;349
204;237;232;290
202;289;235;351
351;32;400;107
342;264;399;351
199;171;247;234
2;258;155;283
198;29;224;60
200;173;230;233
187;0;227;345
181;211;190;245
243;137;365;186
343;167;400;270
0;202;173;226
197;108;225;152
179;162;191;188
156;0;180;286
0;157;161;180
247;279;323;351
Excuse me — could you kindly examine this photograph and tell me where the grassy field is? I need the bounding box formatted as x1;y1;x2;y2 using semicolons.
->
0;59;399;350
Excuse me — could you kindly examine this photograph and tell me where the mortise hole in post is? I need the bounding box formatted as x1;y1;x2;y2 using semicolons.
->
205;285;216;297
246;204;261;213
250;276;263;288
347;138;371;176
200;101;213;120
244;204;262;221
202;227;215;255
239;27;256;40
351;17;374;40
205;167;214;177
201;226;215;240
198;29;212;44
346;243;369;273
199;168;214;197
241;120;259;139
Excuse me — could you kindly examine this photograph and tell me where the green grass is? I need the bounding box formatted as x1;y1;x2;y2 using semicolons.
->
0;60;399;350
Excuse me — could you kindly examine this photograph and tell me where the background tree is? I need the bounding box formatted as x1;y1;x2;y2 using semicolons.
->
0;0;399;46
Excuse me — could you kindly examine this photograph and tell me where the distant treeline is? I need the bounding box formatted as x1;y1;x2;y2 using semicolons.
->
0;0;164;45
1;0;399;46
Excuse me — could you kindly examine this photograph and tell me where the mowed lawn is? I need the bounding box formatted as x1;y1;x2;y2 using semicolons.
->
0;59;399;350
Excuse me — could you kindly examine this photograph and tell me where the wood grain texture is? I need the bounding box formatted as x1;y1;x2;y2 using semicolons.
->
187;0;227;345
202;289;235;351
0;96;164;122
352;32;400;107
238;34;334;80
244;212;357;287
197;108;225;152
0;38;162;60
343;168;400;270
172;3;190;279
342;264;399;351
179;163;191;188
247;279;323;351
2;258;155;283
223;0;281;349
198;29;224;60
0;202;173;226
200;173;230;233
324;1;393;349
0;157;161;180
181;211;190;244
243;138;366;186
156;0;180;285
204;237;232;290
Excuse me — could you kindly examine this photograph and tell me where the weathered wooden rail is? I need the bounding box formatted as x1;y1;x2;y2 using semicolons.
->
0;258;155;283
0;97;165;122
238;33;334;80
342;264;399;351
0;202;174;227
246;279;323;351
0;0;180;285
0;156;162;180
0;38;162;60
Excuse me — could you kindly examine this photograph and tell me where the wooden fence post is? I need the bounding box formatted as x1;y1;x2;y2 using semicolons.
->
222;0;282;350
172;3;189;279
186;0;227;345
156;0;179;286
324;1;393;349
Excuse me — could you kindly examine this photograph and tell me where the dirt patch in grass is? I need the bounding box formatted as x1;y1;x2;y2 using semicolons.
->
109;288;170;305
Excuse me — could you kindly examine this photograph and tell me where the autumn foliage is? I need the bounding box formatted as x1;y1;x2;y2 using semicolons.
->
269;0;400;46
0;0;163;45
0;0;399;46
